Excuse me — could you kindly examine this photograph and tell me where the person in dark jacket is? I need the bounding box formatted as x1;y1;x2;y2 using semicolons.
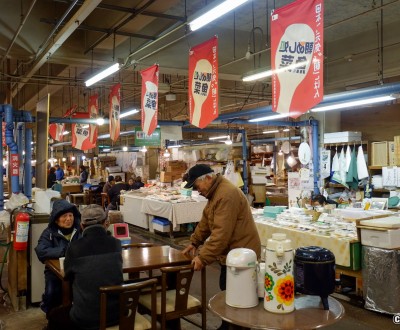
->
79;165;88;184
132;176;145;190
47;204;123;330
106;175;128;211
47;167;57;188
102;175;115;193
55;164;65;181
35;199;81;315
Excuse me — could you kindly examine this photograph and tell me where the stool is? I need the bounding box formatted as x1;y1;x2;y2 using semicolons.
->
69;193;86;205
101;193;110;210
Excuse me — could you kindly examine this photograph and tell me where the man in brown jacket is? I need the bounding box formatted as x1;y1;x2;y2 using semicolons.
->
182;164;261;330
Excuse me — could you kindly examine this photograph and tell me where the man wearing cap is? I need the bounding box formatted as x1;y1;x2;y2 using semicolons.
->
182;164;261;330
47;205;123;330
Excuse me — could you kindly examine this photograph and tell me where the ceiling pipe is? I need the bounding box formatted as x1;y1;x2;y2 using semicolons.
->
0;0;38;67
11;0;101;98
213;81;400;122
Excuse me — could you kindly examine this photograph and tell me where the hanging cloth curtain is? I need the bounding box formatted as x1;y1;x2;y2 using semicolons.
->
346;147;358;189
345;145;352;172
357;145;369;180
332;148;349;188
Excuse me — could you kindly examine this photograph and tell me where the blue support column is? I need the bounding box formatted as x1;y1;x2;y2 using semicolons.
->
241;129;248;194
311;120;320;193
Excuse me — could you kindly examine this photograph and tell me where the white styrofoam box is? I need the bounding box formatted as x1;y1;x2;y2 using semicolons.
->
323;131;362;143
152;222;170;232
105;166;122;173
360;227;400;249
360;216;400;228
34;190;61;214
252;176;269;184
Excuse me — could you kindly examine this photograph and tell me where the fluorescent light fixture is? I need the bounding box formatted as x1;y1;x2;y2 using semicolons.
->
82;124;89;129
189;0;249;31
96;117;105;125
263;130;279;134
119;108;139;118
122;146;128;152
282;128;290;132
169;145;182;148
103;148;111;152
209;135;229;140
311;95;395;112
249;113;291;122
140;146;148;153
242;61;309;82
62;131;70;135
85;63;120;87
224;139;233;145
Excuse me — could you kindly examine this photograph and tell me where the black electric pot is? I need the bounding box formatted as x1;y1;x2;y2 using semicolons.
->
294;246;335;310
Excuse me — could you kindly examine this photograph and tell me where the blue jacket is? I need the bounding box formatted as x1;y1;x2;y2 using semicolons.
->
65;225;123;329
55;167;64;181
35;199;81;264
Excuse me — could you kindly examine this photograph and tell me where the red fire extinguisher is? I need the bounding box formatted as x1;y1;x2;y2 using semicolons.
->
13;212;30;251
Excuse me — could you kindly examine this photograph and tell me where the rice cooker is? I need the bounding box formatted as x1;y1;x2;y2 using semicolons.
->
294;246;335;310
226;248;258;308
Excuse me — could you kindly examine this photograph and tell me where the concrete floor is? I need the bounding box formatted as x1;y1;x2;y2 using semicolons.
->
0;225;398;330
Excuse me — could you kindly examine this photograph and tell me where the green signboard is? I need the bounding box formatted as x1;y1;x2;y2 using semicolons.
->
134;127;161;146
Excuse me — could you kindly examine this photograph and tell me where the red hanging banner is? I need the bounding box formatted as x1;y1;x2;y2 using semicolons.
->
88;94;98;148
109;83;121;142
10;154;19;177
140;65;159;136
48;104;77;141
71;112;92;151
271;0;324;118
188;36;218;128
48;123;65;141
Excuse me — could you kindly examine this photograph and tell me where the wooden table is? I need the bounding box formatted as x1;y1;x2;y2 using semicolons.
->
208;292;345;330
46;246;191;306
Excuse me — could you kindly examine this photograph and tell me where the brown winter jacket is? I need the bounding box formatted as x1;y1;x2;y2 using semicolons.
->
190;174;261;265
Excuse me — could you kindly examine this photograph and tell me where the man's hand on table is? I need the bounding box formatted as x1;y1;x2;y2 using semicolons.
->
182;244;204;270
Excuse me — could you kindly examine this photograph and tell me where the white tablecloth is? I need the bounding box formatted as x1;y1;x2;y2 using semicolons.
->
141;198;207;229
255;220;359;267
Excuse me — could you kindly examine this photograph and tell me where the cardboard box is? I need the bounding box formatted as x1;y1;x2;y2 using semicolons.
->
323;131;362;144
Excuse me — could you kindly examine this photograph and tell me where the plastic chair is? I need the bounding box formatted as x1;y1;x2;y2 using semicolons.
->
99;278;157;330
139;264;207;330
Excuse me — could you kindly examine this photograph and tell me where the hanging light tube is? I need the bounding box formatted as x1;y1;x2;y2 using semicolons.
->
189;0;250;31
85;63;121;87
311;95;395;112
248;113;291;123
119;108;139;118
242;61;309;82
209;135;229;140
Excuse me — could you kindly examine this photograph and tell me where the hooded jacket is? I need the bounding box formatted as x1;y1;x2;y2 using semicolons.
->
35;199;82;263
190;175;261;265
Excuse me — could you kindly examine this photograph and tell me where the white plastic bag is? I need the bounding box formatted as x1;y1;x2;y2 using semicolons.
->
5;193;29;211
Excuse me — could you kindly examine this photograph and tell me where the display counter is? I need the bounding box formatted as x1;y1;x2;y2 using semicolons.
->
120;193;207;234
255;219;361;270
120;194;150;229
